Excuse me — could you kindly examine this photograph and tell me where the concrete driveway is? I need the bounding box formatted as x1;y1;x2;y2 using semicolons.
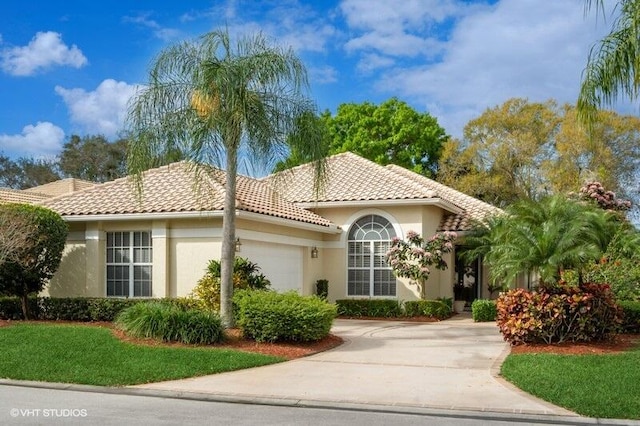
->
136;316;576;417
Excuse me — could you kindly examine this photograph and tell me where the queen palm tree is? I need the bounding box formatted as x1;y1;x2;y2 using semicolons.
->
126;29;326;326
578;0;640;128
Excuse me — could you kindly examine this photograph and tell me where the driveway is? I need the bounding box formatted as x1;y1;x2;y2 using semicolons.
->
135;316;576;416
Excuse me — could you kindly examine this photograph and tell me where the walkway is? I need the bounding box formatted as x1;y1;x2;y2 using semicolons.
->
136;316;576;416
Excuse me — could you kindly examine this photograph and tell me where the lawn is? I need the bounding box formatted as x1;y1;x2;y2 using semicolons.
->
0;323;284;386
501;346;640;419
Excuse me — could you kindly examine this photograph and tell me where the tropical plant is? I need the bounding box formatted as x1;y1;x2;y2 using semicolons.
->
385;230;456;299
126;28;326;326
578;0;640;129
465;196;617;289
0;204;68;319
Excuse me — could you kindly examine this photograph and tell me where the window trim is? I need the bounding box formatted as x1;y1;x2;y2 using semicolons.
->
346;215;397;298
106;230;153;298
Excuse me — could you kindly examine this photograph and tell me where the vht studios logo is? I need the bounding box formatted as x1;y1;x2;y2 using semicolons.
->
10;408;88;418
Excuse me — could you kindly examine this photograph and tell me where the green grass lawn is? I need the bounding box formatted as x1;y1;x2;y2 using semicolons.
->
0;323;283;386
501;346;640;419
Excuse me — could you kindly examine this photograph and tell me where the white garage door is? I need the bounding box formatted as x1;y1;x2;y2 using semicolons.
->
241;241;302;293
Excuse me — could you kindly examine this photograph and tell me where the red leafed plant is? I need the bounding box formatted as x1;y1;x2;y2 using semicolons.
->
496;283;622;345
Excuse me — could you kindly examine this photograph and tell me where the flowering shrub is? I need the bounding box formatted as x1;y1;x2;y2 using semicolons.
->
577;181;631;211
385;230;457;298
496;284;622;345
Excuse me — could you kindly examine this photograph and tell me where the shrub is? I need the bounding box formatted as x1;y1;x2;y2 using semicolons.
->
0;204;68;319
583;258;640;302
0;296;36;320
619;300;640;333
335;299;402;318
234;290;336;342
315;279;328;299
115;302;223;345
496;284;622;345
404;300;451;319
190;257;271;311
436;297;453;312
471;299;497;322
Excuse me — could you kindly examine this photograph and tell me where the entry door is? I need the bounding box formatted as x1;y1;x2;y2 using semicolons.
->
455;250;480;303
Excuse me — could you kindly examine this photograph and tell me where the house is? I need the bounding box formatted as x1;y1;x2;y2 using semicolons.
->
39;152;500;303
0;178;97;204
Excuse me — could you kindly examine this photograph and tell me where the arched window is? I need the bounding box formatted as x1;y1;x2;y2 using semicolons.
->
347;215;397;297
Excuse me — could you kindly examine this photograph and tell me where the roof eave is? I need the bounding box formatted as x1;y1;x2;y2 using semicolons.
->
60;210;224;222
236;210;342;234
295;198;463;214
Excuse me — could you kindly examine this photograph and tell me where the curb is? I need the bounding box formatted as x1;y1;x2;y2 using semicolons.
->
1;379;638;425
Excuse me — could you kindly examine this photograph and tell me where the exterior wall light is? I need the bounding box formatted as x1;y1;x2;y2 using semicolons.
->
235;237;242;252
311;246;318;258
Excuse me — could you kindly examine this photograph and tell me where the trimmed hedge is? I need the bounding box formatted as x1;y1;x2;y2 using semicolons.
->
335;299;402;318
471;299;497;322
0;297;197;321
404;300;451;319
115;302;224;345
234;290;336;342
496;284;622;345
620;300;640;333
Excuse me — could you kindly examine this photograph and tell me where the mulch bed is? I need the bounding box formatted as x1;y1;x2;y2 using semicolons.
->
337;315;443;322
510;334;640;355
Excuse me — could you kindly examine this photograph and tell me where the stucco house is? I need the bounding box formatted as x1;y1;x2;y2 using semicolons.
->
38;152;500;303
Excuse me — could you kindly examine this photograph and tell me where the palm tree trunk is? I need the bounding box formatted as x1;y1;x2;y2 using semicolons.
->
220;143;238;328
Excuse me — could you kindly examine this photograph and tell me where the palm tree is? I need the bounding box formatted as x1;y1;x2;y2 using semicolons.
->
126;29;326;326
577;0;640;128
466;196;617;288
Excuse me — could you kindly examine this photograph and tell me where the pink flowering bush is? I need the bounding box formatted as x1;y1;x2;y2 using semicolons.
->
385;230;457;298
576;181;631;211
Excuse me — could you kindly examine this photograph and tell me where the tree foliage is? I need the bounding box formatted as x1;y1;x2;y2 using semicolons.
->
438;98;640;208
0;204;68;319
578;0;640;128
59;135;129;182
0;156;61;189
126;29;326;327
464;196;617;289
276;97;448;176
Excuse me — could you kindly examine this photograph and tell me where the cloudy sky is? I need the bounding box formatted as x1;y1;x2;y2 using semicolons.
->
0;0;625;160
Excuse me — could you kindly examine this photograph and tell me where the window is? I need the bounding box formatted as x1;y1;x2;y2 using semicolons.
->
347;215;397;297
106;231;152;297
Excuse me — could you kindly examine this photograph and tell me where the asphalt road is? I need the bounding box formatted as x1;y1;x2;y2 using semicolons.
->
0;385;615;426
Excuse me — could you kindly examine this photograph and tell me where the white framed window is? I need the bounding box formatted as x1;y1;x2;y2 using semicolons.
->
106;231;152;297
347;215;397;297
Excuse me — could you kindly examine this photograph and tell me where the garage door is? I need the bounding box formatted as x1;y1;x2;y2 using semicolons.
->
241;241;302;293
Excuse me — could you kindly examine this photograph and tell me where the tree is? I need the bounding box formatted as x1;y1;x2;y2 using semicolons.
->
59;135;128;182
0;156;61;189
465;196;616;288
126;29;326;327
0;209;36;266
438;98;640;208
385;230;456;299
0;204;68;319
578;0;640;128
276;98;448;176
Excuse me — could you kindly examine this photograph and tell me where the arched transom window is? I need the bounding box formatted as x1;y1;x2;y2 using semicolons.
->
347;215;397;297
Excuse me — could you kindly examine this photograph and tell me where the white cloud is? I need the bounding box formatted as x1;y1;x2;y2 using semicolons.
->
1;31;87;76
0;122;65;156
366;0;614;137
356;53;396;74
310;66;338;84
123;14;181;41
55;79;141;139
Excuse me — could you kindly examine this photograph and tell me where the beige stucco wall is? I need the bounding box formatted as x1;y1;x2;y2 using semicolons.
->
49;203;465;303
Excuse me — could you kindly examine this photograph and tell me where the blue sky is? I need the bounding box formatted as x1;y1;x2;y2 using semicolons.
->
0;0;624;160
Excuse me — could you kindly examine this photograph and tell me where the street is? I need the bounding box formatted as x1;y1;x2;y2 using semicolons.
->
0;385;600;426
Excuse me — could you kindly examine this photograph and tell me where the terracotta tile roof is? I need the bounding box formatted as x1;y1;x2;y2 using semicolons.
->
264;152;438;203
24;178;97;197
42;162;333;228
265;152;501;232
386;164;502;231
0;188;50;204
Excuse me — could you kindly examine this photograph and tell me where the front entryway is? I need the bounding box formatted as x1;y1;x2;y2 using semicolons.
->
454;249;481;310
